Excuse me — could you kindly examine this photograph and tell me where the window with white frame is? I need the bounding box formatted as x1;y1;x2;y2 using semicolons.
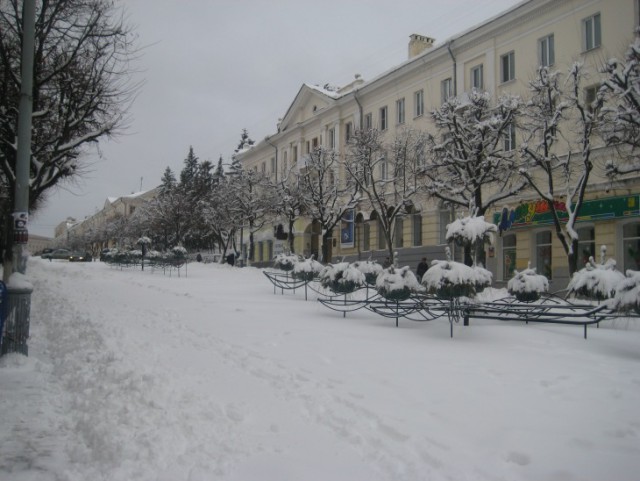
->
380;158;389;180
583;13;601;51
414;89;424;117
500;51;515;83
328;128;335;149
623;222;640;272
539;34;555;67
396;98;405;124
471;64;484;90
584;85;599;113
504;122;516;152
535;230;553;279
380;106;388;130
364;113;372;130
270;157;275;173
439;207;453;245
441;77;453;103
345;122;352;143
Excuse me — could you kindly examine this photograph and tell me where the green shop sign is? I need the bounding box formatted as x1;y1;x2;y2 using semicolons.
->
494;194;640;232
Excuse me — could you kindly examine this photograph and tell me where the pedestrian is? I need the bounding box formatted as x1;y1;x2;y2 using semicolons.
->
416;257;429;281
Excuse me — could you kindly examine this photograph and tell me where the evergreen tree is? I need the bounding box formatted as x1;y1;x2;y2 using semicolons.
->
180;146;199;188
160;167;177;193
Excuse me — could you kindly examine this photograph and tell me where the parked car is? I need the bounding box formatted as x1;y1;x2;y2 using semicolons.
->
42;248;71;260
69;251;92;262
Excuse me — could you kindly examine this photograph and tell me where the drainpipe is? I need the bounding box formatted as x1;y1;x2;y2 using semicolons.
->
447;40;457;97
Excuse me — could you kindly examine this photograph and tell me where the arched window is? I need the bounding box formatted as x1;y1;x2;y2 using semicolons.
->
623;221;640;271
502;234;516;280
535;231;552;279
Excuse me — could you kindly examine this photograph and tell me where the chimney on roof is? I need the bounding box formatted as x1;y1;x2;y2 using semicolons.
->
408;34;435;59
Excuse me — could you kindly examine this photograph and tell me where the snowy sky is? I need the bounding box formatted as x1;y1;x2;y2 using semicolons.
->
29;0;523;237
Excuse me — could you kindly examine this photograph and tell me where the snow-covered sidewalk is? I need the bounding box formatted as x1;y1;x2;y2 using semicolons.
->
1;258;639;481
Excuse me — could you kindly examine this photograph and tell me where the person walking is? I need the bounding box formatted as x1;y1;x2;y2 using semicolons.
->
416;257;429;281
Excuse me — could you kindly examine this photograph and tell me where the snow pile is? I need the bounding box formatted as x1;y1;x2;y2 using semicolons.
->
607;270;640;313
7;271;33;291
319;262;366;294
375;265;424;301
421;259;492;299
567;257;626;300
445;215;497;246
352;260;383;286
273;253;299;271
507;267;549;302
292;258;324;281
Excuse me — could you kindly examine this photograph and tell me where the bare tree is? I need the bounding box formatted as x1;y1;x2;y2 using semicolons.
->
0;0;139;275
271;162;305;254
299;147;357;263
600;30;640;177
519;65;604;275
344;128;426;261
424;90;524;265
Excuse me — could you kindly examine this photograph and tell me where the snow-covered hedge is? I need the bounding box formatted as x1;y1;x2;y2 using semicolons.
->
507;267;549;302
273;253;299;272
607;270;640;314
567;257;625;301
319;262;365;294
172;246;187;258
445;215;497;247
375;266;423;301
421;259;492;300
352;260;383;286
291;258;324;282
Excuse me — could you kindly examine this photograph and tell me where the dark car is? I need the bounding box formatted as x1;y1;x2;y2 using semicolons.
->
42;248;71;260
69;251;92;262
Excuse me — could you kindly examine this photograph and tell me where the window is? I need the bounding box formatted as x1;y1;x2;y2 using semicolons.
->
471;65;483;90
439;207;453;245
502;234;516;280
504;122;516;152
539;34;555;67
378;218;386;250
583;13;601;51
577;226;595;267
500;51;515;83
414;89;424;117
535;231;553;279
379;106;388;130
364;113;373;130
270;157;276;173
345;122;352;143
412;214;422;246
395;217;404;248
623;222;640;272
312;137;319;149
328;128;335;149
584;85;598;113
363;222;370;251
380;159;389;180
441;78;453;104
396;98;405;125
306;141;310;154
261;162;266;174
293;146;298;163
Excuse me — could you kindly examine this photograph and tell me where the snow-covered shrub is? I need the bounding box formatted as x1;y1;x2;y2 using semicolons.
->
291;258;324;282
273;253;299;272
507;267;549;302
172;246;187;258
137;236;152;245
567;257;625;301
421;259;492;300
607;270;640;314
446;215;497;248
375;265;423;301
319;262;365;294
352;260;383;286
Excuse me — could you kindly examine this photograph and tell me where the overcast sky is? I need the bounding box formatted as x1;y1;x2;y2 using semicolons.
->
29;0;523;237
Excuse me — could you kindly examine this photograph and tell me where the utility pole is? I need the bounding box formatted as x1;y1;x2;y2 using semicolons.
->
13;0;36;274
1;0;37;356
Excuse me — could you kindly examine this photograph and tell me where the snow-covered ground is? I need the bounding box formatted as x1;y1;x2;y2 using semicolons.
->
1;258;640;481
